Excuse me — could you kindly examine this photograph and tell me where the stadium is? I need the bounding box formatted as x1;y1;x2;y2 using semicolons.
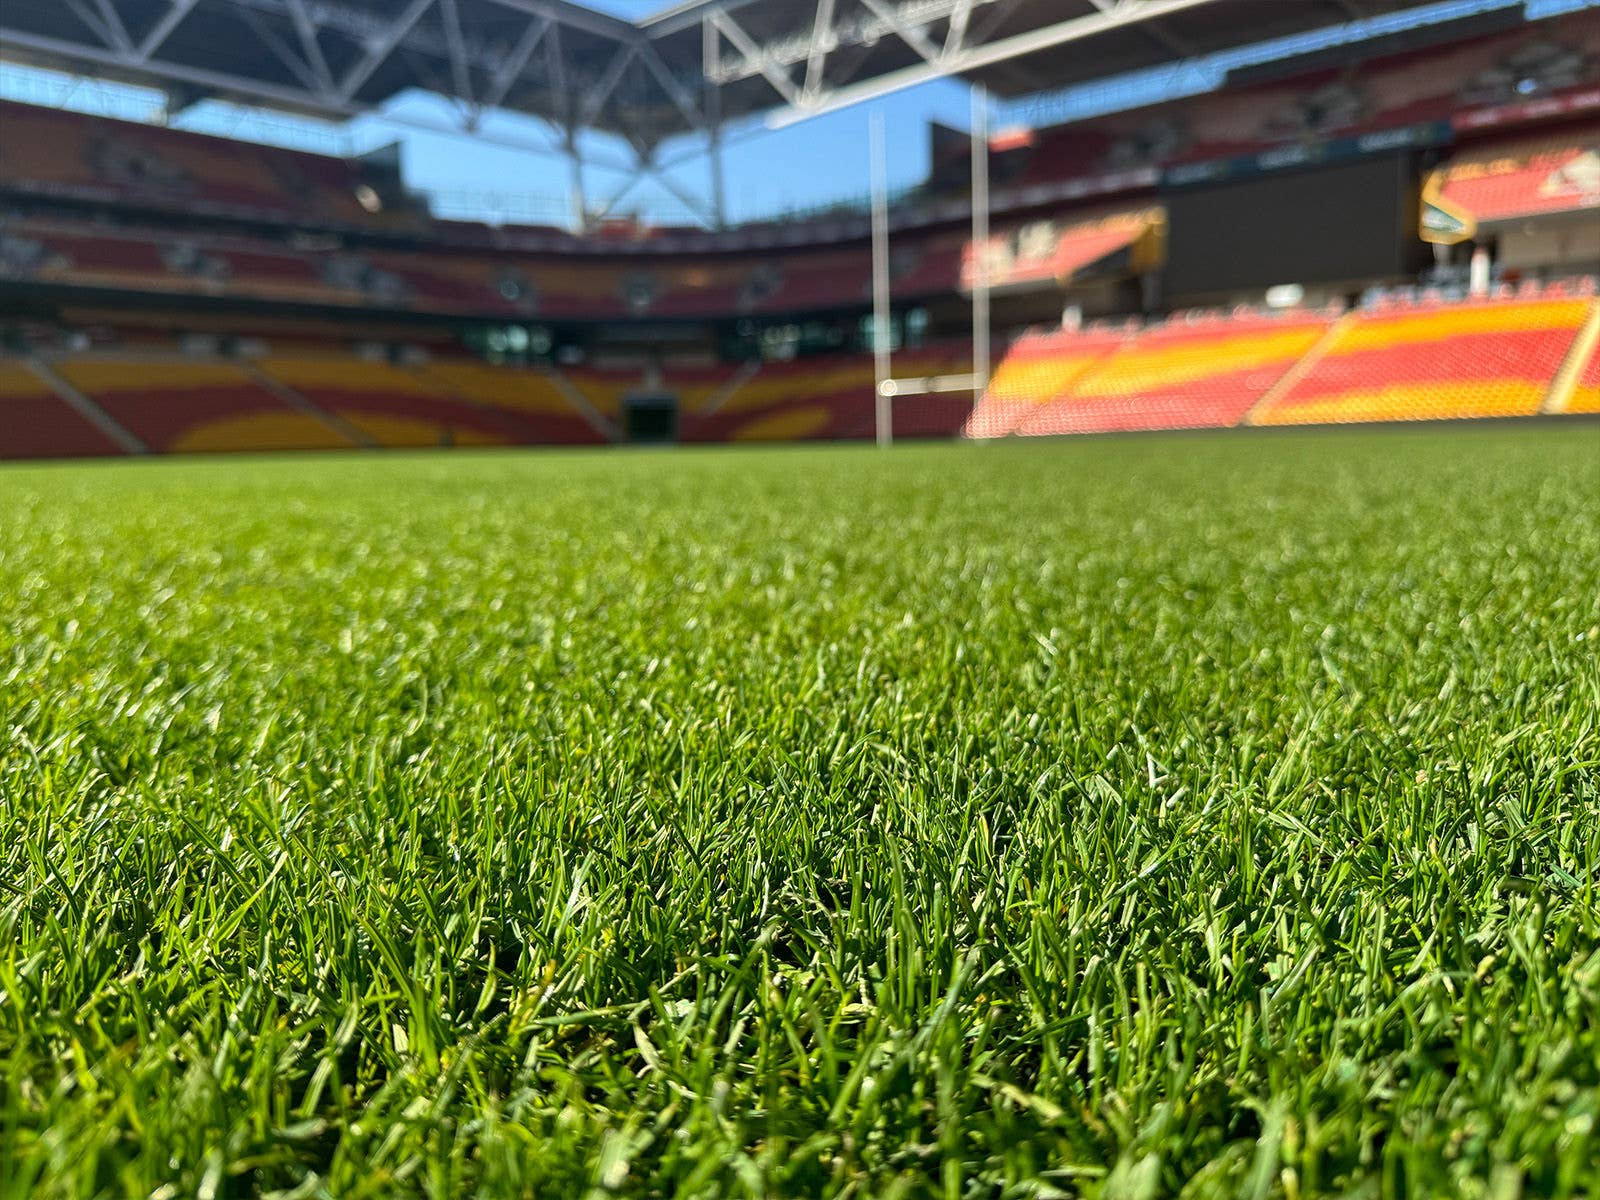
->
1;0;1598;1195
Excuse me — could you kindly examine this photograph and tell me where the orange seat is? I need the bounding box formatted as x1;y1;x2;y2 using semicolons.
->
1566;322;1600;415
1256;299;1592;425
971;318;1326;437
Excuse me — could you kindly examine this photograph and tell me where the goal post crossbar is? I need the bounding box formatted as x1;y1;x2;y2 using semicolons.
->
870;85;990;446
877;374;982;397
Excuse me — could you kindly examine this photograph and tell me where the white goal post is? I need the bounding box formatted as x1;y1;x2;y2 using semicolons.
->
870;86;992;446
878;375;983;398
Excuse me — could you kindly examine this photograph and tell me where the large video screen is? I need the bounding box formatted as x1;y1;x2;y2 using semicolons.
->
1164;154;1421;297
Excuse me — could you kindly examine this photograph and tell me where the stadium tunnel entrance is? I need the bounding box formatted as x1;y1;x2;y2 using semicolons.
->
624;390;678;444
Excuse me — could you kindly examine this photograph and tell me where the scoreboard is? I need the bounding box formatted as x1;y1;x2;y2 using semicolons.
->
1163;152;1428;299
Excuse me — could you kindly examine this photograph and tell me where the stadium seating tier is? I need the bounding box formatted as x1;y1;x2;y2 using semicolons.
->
1555;314;1600;414
1013;20;1600;191
257;358;568;448
968;319;1329;437
414;361;608;444
0;363;125;458
681;345;974;443
969;296;1600;439
51;360;354;452
1430;125;1600;226
1255;298;1593;425
0;101;384;228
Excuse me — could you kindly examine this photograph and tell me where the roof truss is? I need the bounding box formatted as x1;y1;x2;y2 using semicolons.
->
717;0;1232;127
0;0;1482;229
0;0;1443;140
0;0;705;134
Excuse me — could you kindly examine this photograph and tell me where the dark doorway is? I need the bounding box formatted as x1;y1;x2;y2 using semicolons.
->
624;391;678;443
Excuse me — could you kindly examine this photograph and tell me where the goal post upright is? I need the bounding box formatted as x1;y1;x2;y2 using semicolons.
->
971;83;991;413
872;85;991;446
870;111;893;448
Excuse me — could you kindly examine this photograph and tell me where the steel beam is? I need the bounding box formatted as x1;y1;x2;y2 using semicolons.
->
769;0;1230;126
638;40;705;131
590;169;643;222
802;0;836;100
707;120;726;228
857;0;943;64
237;5;329;96
644;0;770;38
60;0;125;52
338;0;437;101
477;0;637;43
544;16;572;123
1086;0;1193;56
137;0;202;61
483;14;552;109
576;41;637;126
438;0;475;109
2;0;1303;164
566;128;588;229
708;9;801;107
61;0;135;53
639;157;717;227
0;25;359;115
942;0;975;60
90;0;133;52
703;0;1009;82
284;0;335;92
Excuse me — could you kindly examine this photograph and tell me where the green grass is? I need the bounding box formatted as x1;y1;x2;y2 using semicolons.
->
2;427;1598;1199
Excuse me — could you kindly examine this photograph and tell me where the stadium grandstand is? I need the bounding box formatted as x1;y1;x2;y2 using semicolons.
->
6;7;1600;1197
1;0;1597;458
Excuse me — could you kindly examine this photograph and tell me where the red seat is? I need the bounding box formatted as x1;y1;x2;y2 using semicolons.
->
1257;298;1593;425
0;364;126;458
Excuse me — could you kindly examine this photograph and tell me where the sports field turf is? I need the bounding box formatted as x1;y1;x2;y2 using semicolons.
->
2;426;1598;1198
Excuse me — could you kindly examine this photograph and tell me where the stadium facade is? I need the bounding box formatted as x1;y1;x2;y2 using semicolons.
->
0;0;1597;456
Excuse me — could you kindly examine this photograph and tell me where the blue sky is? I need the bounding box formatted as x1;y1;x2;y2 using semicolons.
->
2;0;1593;225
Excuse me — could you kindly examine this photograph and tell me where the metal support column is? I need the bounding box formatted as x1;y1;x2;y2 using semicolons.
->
565;126;587;231
707;69;727;230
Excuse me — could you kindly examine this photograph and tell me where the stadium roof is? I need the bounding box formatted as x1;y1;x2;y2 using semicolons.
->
0;0;1475;149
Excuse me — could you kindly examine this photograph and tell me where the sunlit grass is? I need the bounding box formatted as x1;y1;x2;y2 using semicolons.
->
2;426;1598;1198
